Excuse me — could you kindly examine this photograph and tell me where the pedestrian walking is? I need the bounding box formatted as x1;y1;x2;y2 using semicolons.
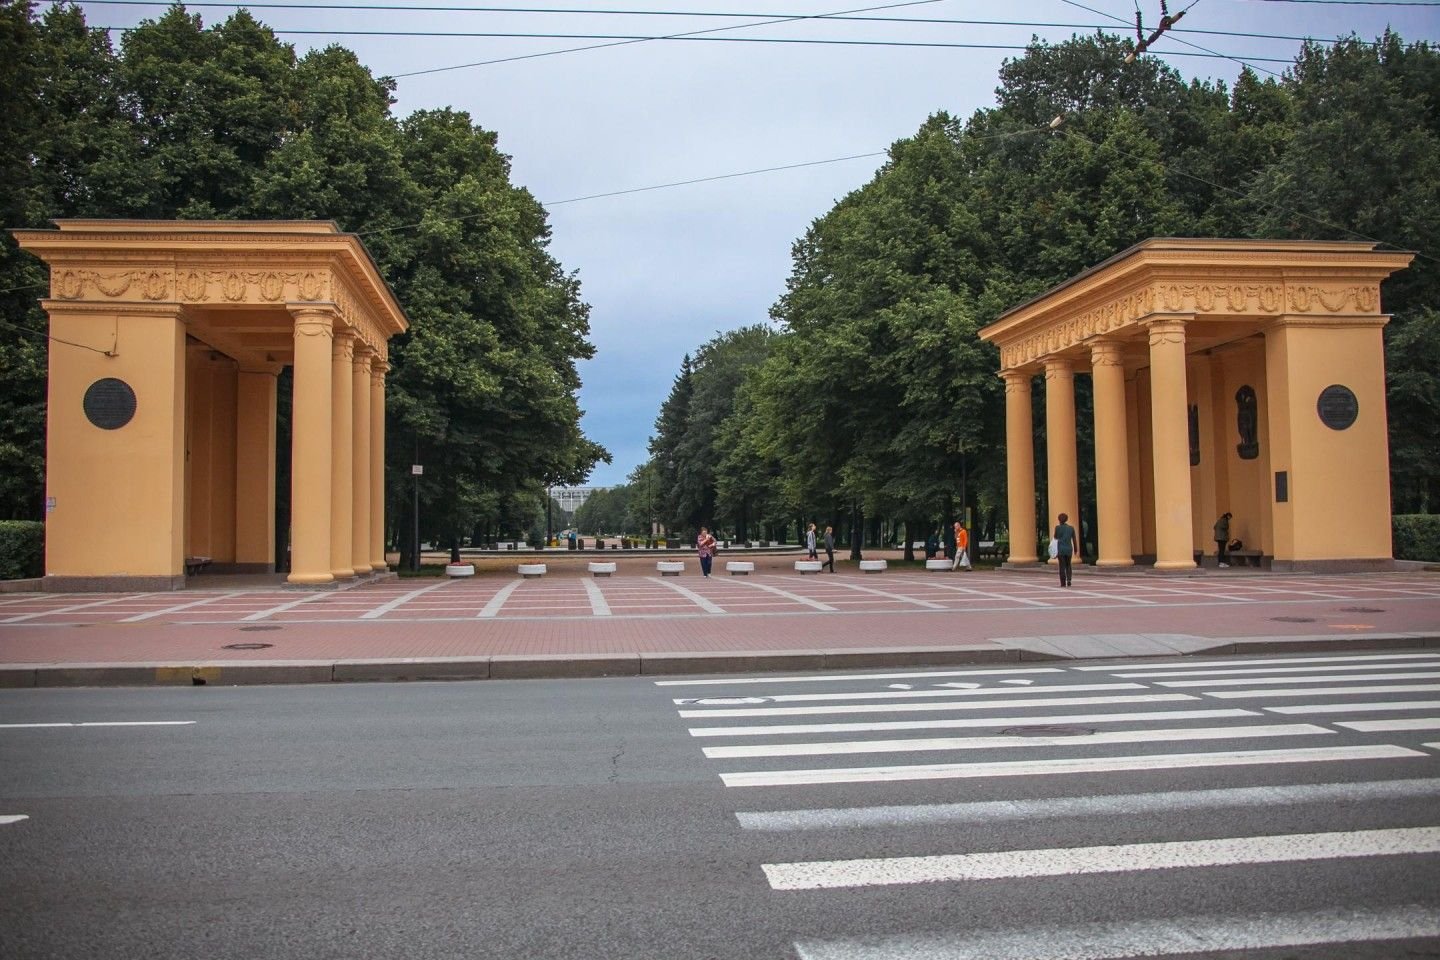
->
1214;512;1233;568
806;522;818;560
942;523;956;562
951;520;971;571
696;526;717;577
1054;512;1078;587
822;525;835;572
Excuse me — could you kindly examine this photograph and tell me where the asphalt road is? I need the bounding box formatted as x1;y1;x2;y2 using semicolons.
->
3;651;1440;960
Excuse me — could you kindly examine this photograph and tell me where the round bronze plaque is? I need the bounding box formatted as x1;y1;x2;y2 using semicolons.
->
82;378;137;430
1317;384;1358;430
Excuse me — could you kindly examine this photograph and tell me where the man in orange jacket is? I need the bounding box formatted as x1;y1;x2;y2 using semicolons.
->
951;520;972;571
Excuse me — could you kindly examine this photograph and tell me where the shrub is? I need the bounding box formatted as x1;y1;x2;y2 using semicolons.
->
0;521;44;580
1393;514;1440;562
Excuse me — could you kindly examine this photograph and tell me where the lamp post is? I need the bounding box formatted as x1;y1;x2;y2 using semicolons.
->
410;462;423;572
545;484;552;548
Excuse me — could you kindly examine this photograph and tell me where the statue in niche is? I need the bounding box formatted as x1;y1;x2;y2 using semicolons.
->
1188;404;1200;466
1236;385;1260;460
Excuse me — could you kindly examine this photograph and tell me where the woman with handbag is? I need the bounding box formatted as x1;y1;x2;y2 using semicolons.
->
1053;513;1078;587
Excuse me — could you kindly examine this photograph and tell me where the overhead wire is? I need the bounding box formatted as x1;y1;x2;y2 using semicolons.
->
1058;0;1286;76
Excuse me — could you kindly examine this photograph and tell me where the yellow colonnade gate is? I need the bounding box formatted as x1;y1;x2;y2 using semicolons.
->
978;238;1412;573
14;220;408;591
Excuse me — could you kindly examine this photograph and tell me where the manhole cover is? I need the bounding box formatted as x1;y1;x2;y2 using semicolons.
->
239;625;281;632
221;642;274;650
1000;725;1095;737
1270;616;1316;623
1340;607;1385;614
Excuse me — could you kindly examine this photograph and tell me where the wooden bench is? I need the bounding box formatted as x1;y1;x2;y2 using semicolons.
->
184;556;212;576
1226;549;1264;568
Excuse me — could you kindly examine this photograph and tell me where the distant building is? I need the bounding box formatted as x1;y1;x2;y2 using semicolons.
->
552;486;610;513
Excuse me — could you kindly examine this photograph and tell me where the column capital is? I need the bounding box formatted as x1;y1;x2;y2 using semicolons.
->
1044;357;1075;380
332;327;356;362
1001;369;1034;393
1145;315;1189;345
290;302;337;340
370;359;390;383
1088;338;1125;367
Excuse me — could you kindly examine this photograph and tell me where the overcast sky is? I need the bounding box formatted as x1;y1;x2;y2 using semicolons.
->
81;0;1440;485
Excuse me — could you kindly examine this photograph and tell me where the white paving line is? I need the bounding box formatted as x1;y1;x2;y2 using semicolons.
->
1268;700;1440;715
1162;670;1440;688
647;576;725;614
1075;651;1440;671
3;592;157;624
581;577;612;616
884;577;1052;607
356;580;455;620
676;682;1145;707
765;825;1440;889
791;904;1440;960
702;723;1332;759
729;578;838;611
736;777;1440;831
242;591;341;622
1210;683;1440;699
0;815;29;825
1337;717;1440;732
690;707;1257;738
819;579;946;610
681;692;1198;719
0;721;196;729
121;592;240;623
1121;661;1440;678
719;743;1424;787
656;667;1064;687
477;580;526;619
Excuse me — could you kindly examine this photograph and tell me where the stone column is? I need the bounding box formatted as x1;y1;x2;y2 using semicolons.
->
234;368;277;572
1147;317;1195;570
1089;339;1133;566
329;328;356;580
288;305;335;585
1044;358;1079;557
369;359;389;572
1002;370;1038;564
1125;372;1145;558
351;345;373;577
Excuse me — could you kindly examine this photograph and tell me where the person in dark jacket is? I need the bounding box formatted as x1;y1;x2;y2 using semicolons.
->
1054;512;1079;587
822;526;835;572
1214;512;1232;568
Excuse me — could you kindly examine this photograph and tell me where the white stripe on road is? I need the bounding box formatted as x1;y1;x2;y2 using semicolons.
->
889;578;1052;607
3;593;157;624
763;825;1440;890
689;707;1257;738
120;592;239;623
357;580;452;620
682;693;1198;719
1159;671;1440;688
736;777;1440;831
719;744;1423;787
581;577;612;617
1266;700;1440;715
648;576;725;614
0;815;29;825
730;579;837;611
1120;661;1440;678
476;580;525;619
243;591;338;622
0;721;195;729
676;682;1144;707
702;723;1331;759
820;579;946;609
791;904;1440;960
1208;683;1440;699
656;667;1064;686
1337;717;1440;732
1075;652;1440;671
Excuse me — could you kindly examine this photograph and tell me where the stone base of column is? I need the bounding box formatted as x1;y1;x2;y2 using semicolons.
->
43;575;187;593
1096;559;1136;568
1002;559;1044;569
371;562;389;573
1153;560;1197;572
329;569;358;581
286;572;336;586
1270;558;1396;573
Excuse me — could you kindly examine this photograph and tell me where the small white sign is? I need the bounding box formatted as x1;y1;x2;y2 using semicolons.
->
411;465;423;476
45;496;56;513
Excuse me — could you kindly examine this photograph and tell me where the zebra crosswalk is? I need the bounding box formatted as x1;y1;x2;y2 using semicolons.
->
659;649;1440;959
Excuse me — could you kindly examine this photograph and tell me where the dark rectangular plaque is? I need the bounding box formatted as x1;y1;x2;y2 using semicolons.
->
1275;471;1289;503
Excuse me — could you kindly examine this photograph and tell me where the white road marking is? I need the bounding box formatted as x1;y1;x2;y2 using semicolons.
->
0;815;29;825
476;580;525;619
820;578;946;609
1124;662;1440;678
1337;717;1440;732
1266;699;1440;715
689;707;1257;738
1208;683;1440;699
937;682;981;689
719;744;1423;787
357;580;453;620
653;668;1063;687
242;591;339;622
702;723;1331;759
888;578;1052;606
682;693;1198;719
1075;652;1440;671
581;577;612;616
736;777;1440;831
120;592;239;623
791;904;1440;960
648;576;725;614
1001;679;1035;685
674;682;1144;707
886;684;912;690
728;578;838;611
0;721;196;729
3;593;157;624
1159;670;1440;688
764;825;1440;890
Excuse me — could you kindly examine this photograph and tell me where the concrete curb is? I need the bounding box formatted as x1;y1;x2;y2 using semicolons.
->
1;632;1438;687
